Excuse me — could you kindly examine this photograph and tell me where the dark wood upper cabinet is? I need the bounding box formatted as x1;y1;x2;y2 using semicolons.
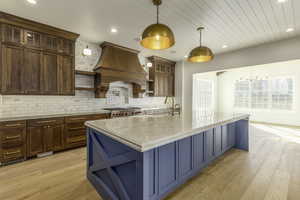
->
42;52;59;95
42;34;57;52
1;24;23;45
1;45;24;94
0;11;79;96
148;56;176;97
23;30;41;49
58;38;74;55
23;48;42;94
59;55;74;95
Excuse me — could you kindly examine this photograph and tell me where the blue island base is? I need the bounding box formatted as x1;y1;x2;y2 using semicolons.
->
87;119;249;200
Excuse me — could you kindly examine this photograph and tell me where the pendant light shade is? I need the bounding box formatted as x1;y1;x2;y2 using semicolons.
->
141;0;175;50
188;27;214;63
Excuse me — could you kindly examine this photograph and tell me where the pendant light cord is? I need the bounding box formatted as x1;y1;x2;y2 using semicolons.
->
157;4;159;24
199;29;202;47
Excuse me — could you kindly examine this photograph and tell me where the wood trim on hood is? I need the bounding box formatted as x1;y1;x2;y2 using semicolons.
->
94;42;147;98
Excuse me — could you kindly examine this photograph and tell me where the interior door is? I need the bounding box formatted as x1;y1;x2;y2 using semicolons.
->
42;52;59;94
23;48;42;94
1;45;24;94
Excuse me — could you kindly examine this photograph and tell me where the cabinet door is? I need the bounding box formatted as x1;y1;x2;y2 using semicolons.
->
42;52;59;94
168;74;174;97
222;125;228;152
205;129;214;162
154;73;161;96
1;24;23;45
163;74;169;96
228;123;236;148
214;126;222;156
42;35;57;52
1;45;24;94
27;127;44;157
58;39;74;55
59;55;74;95
23;49;42;94
193;133;205;170
50;125;64;151
24;30;41;49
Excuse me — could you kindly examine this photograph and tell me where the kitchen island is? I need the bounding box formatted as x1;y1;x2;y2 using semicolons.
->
85;113;249;200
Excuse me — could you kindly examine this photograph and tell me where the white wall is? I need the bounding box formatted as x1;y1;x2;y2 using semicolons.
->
218;60;300;126
177;36;300;121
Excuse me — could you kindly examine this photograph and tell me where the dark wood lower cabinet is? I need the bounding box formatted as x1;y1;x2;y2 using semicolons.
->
0;113;109;165
27;118;64;157
0;121;27;164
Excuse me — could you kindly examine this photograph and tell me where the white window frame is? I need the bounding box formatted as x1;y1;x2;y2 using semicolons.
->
233;76;295;111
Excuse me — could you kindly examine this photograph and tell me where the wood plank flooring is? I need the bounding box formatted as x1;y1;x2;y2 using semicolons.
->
1;123;300;200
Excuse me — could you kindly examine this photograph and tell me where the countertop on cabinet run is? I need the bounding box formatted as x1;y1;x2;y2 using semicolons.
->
0;110;111;122
85;112;250;152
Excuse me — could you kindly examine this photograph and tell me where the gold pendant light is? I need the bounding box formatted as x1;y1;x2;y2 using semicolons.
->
188;27;214;63
141;0;175;50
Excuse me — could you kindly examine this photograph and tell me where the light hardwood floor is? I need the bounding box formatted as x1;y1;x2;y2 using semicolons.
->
1;123;300;200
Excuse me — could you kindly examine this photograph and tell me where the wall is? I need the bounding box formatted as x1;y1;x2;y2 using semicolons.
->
217;60;300;126
177;36;300;121
0;39;166;118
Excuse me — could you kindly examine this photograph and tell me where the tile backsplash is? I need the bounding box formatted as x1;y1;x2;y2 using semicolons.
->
0;38;167;118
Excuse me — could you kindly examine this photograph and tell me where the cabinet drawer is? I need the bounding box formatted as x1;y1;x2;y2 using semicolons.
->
65;115;91;123
66;135;86;148
0;121;26;129
28;118;64;127
2;147;25;163
65;114;108;123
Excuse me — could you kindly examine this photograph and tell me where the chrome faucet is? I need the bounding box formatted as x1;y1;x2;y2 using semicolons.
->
164;96;180;116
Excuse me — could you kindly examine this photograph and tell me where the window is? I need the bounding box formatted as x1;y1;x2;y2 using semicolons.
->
234;77;294;110
193;78;214;117
234;80;250;108
271;78;293;110
251;80;269;109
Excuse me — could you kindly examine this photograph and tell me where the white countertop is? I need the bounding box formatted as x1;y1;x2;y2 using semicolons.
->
85;112;250;152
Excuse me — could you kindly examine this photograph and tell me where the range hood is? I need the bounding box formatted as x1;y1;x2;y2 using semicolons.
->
94;42;147;98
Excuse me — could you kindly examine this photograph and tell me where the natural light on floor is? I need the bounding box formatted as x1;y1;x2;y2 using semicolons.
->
251;123;300;144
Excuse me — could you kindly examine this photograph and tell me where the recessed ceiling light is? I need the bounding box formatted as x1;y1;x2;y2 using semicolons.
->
286;28;294;32
184;55;188;58
27;0;37;4
222;45;228;49
111;28;118;33
277;0;287;3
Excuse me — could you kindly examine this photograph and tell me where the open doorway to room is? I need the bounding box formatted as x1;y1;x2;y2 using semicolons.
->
192;59;300;139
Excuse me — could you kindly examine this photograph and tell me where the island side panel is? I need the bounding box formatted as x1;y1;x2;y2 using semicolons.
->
86;128;143;200
235;119;249;151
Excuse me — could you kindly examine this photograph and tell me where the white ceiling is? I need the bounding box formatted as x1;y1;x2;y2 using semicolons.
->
0;0;299;61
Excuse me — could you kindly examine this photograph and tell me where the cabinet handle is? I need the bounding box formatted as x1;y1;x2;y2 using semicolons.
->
37;120;56;124
4;124;23;127
5;150;21;156
5;135;21;140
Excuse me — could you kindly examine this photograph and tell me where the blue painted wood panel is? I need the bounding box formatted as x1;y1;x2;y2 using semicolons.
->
87;119;249;200
178;137;193;179
228;123;236;148
214;126;222;157
193;133;205;170
158;142;177;194
205;129;214;162
236;120;249;151
222;125;228;151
